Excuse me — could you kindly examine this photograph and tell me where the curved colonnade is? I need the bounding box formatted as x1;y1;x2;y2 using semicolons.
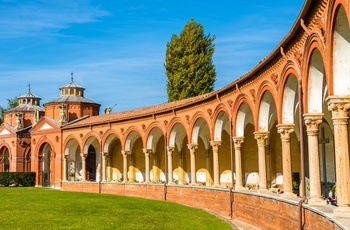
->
15;0;350;229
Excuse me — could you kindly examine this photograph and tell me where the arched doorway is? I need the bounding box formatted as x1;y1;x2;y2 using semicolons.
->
40;143;52;186
1;147;10;172
86;145;96;181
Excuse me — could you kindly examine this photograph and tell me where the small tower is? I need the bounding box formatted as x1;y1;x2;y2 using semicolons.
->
44;72;100;123
4;84;44;128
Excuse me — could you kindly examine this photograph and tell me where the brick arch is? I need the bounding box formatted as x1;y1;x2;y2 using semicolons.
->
329;2;350;95
167;117;189;147
211;104;231;141
82;132;101;154
278;64;300;124
232;94;255;136
188;111;211;144
124;128;143;152
34;136;56;158
145;123;165;151
302;35;328;112
63;135;82;155
101;129;121;153
255;87;278;132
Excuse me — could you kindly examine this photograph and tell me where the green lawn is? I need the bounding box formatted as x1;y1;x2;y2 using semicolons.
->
0;187;232;229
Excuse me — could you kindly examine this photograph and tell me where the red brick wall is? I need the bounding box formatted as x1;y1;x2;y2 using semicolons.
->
61;183;341;229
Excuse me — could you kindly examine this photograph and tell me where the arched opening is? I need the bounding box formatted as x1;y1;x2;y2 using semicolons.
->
1;147;10;172
40;143;52;186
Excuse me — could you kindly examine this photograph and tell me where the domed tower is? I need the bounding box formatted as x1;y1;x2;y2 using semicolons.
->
4;84;44;129
44;73;100;124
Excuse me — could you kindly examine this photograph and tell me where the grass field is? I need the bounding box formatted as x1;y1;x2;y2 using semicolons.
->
0;187;233;229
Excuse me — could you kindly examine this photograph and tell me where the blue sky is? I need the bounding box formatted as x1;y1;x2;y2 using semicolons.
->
0;0;304;113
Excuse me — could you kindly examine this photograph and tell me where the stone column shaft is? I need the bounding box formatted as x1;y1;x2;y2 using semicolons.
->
233;137;244;189
327;96;350;215
143;149;151;183
121;150;129;182
254;132;269;192
81;153;87;182
102;152;108;182
277;124;296;197
63;154;68;182
188;144;198;185
304;113;324;204
167;147;174;184
210;141;221;187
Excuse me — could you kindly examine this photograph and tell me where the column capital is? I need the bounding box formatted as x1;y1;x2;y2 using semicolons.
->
80;153;88;158
142;148;152;156
167;146;175;152
102;152;109;157
276;123;294;140
326;96;350;120
232;137;244;148
187;143;198;151
63;153;69;159
210;140;221;147
253;131;269;145
121;150;130;156
304;113;323;136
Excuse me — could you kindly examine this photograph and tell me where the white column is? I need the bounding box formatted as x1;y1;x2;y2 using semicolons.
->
81;153;87;182
210;141;221;187
187;144;198;185
167;147;174;184
233;137;244;190
102;152;108;182
63;154;68;182
121;150;129;182
143;148;151;183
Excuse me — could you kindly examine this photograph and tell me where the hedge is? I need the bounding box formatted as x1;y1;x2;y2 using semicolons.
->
0;172;36;187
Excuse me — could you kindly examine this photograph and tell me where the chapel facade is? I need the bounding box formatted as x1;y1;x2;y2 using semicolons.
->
1;0;350;228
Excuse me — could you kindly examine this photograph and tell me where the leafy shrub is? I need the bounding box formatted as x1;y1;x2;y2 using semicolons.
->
0;172;36;187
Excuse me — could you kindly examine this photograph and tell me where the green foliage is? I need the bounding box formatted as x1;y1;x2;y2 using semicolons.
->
165;19;216;102
0;172;36;187
0;96;18;124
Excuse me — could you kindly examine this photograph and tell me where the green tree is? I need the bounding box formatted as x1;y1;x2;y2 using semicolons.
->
165;19;216;102
0;97;18;124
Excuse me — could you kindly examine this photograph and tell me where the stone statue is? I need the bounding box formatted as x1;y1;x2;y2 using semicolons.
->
15;112;22;129
33;110;39;124
104;107;112;114
59;104;67;122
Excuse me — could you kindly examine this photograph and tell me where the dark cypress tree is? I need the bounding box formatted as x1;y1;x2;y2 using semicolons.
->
165;19;216;102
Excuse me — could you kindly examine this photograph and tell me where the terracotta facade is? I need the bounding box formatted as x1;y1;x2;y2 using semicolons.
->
1;0;350;228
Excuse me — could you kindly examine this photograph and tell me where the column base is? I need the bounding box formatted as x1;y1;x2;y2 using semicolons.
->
334;206;350;216
234;185;244;190
258;188;268;193
191;183;199;186
281;191;297;198
307;196;325;205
